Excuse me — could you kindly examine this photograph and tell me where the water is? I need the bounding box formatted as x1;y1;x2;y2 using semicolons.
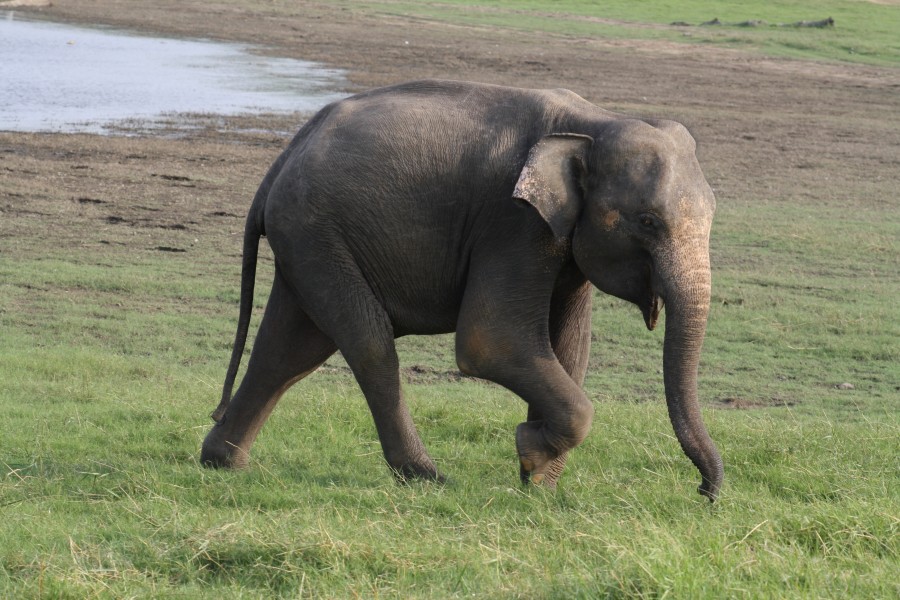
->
0;11;347;133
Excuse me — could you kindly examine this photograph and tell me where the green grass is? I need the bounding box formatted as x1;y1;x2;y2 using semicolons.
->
356;0;900;66
2;321;898;597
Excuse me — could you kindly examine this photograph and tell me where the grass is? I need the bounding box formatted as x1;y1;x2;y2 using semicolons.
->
2;0;900;597
356;0;900;66
2;323;898;597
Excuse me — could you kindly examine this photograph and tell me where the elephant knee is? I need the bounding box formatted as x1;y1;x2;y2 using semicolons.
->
343;335;399;376
547;396;594;451
568;397;594;445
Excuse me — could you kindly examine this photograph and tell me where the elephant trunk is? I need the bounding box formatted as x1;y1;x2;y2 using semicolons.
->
660;250;723;501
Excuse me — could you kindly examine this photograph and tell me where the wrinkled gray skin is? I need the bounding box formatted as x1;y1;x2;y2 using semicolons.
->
201;80;723;500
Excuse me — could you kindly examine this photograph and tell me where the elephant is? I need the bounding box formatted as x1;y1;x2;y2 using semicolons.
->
200;79;723;501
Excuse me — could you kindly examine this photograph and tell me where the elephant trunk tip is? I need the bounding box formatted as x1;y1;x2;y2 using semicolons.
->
698;480;718;502
697;455;724;502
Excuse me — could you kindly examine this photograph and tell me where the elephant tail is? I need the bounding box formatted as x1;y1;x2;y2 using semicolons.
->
210;192;265;423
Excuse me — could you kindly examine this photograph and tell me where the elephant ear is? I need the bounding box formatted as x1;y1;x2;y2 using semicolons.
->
513;133;593;240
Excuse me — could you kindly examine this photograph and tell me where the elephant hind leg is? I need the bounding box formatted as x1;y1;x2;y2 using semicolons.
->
201;270;337;469
342;333;443;482
330;302;443;482
269;245;442;483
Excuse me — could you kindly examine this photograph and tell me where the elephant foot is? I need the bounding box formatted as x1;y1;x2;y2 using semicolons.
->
519;453;568;489
200;425;250;469
389;459;447;485
516;421;566;489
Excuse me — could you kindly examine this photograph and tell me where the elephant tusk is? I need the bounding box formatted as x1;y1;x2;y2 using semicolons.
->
649;295;664;330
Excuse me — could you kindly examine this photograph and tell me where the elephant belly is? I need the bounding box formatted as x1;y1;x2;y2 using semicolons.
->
356;246;466;337
264;194;475;339
328;192;476;337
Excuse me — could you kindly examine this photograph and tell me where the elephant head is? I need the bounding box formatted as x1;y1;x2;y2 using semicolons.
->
514;119;723;500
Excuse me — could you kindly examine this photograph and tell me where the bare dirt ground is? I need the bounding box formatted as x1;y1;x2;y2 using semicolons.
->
1;0;898;285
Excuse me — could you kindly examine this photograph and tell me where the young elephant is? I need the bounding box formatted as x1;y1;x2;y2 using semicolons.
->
201;80;723;500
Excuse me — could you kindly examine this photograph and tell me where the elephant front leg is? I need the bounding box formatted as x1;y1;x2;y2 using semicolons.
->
518;406;569;488
519;271;593;488
456;303;594;488
513;391;593;487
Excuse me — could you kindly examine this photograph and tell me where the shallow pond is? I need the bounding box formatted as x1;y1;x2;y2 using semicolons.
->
0;11;347;133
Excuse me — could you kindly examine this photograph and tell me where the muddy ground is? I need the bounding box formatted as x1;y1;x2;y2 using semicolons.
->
1;0;898;297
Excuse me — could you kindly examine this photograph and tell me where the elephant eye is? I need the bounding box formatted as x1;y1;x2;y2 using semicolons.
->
638;213;659;231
